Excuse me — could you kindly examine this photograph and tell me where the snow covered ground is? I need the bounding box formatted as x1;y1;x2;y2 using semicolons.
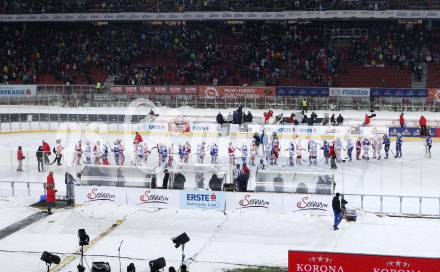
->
0;201;439;272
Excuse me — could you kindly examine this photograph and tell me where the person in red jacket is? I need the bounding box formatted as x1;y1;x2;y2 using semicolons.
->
328;144;337;169
46;187;57;215
399;112;405;128
42;140;51;165
134;132;143;143
263;110;273;124
419;115;427;136
47;171;55;188
16;146;25;171
363;114;371;127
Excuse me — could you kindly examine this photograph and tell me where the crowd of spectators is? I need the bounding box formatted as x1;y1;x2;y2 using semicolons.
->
0;21;437;86
0;0;435;14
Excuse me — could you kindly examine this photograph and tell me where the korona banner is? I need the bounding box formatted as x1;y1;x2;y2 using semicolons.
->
288;250;440;272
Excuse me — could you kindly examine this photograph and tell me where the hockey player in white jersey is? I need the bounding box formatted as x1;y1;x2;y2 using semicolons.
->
250;139;257;166
73;141;82;165
197;142;206;164
372;137;378;159
265;143;272;165
228;142;236;165
210;144;218;164
241;144;248;164
142;142;150;165
362;137;370;160
308;139;318;166
375;135;383;160
83;142;92;165
93;141;102;165
295;140;304;165
334;137;343;162
287;142;295;167
137;141;145;165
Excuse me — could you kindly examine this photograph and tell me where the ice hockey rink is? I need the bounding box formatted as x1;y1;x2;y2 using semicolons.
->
0;107;439;271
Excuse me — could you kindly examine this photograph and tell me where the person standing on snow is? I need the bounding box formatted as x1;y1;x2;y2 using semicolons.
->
383;134;391;159
332;193;343;230
46;185;57;215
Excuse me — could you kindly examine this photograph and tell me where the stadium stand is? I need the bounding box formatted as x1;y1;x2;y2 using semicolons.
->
0;21;438;87
0;0;437;14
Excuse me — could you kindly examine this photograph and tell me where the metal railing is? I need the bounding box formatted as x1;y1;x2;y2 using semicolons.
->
1;93;440;113
344;194;440;217
0;180;45;197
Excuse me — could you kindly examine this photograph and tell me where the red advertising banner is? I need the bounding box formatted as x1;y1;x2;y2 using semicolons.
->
428;88;440;102
110;86;198;95
198;86;275;98
289;250;440;272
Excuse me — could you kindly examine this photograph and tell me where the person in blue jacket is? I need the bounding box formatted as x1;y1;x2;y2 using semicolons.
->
395;133;403;158
383;134;391;159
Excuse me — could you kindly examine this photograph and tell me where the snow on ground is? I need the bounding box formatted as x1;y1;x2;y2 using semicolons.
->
0;200;439;272
0;197;39;229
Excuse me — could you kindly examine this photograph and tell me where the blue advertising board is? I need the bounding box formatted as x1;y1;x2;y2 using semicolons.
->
0;85;36;97
179;191;225;210
389;127;435;137
371;88;427;97
276;87;329;97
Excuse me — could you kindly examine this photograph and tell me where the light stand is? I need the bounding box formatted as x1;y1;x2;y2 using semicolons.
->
77;245;86;272
45;263;51;272
180;244;185;267
118;240;124;272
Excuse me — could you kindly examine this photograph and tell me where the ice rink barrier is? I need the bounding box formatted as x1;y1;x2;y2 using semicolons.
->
75;186;333;215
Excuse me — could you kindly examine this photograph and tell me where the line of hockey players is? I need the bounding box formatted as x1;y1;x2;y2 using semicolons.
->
65;131;433;168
